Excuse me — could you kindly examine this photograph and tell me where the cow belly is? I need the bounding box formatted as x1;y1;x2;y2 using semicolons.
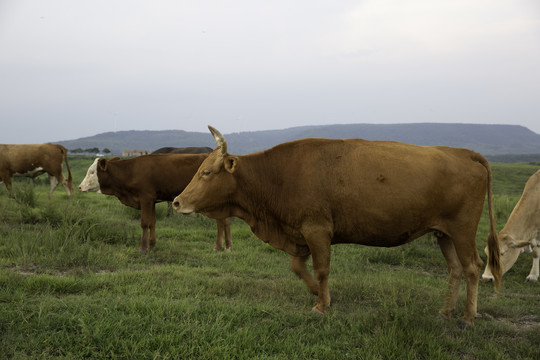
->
14;167;45;178
332;224;431;247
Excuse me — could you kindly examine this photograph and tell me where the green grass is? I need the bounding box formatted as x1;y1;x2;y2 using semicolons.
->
0;159;539;359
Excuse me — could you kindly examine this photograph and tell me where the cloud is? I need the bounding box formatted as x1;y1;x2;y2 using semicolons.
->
331;0;540;59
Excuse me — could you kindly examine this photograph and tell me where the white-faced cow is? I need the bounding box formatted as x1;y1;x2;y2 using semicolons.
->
0;143;73;197
482;169;540;283
173;126;501;327
79;155;232;252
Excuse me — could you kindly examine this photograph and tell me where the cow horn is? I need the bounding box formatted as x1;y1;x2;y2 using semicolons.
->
208;126;227;155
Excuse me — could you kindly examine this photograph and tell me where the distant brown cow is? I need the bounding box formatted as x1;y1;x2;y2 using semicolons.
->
79;154;231;252
482;169;540;282
0;143;74;196
152;146;213;154
173;126;501;327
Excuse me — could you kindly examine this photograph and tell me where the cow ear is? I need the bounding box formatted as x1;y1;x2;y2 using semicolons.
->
224;156;238;174
98;158;108;171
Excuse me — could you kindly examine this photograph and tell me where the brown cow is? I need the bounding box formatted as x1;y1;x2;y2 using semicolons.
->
173;126;501;327
482;169;540;282
79;155;232;252
0;143;73;196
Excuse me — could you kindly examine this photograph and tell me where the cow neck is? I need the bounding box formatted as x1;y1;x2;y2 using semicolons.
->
502;176;540;240
232;152;288;227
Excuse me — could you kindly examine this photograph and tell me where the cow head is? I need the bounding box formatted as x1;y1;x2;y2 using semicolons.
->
482;232;533;281
173;126;238;218
78;158;102;193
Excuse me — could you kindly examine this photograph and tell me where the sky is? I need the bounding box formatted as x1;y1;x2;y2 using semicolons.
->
1;0;540;144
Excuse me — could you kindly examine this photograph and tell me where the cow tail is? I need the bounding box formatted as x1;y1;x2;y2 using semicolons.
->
61;146;74;191
475;154;502;289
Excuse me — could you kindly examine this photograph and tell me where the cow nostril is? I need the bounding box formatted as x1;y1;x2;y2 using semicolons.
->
173;201;180;208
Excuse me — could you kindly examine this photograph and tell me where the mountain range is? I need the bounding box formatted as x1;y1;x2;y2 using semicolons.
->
57;123;540;160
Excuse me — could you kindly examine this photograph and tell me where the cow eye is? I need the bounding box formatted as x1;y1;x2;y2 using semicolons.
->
201;170;211;177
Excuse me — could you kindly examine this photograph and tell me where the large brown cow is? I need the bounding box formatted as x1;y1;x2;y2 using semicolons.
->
79;154;232;252
482;169;540;283
173;126;501;327
0;143;73;196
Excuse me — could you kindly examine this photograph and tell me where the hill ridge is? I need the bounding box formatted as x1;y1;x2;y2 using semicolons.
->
57;123;540;157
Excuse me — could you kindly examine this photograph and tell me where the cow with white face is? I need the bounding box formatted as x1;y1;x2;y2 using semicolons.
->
78;158;101;193
79;155;232;252
483;169;540;282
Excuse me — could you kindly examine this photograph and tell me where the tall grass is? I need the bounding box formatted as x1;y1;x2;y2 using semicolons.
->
0;159;539;359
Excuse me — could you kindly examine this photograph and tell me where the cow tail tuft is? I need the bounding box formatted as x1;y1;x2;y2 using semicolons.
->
476;153;502;290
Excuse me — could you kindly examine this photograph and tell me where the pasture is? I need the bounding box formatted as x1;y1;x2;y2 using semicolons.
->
1;156;539;359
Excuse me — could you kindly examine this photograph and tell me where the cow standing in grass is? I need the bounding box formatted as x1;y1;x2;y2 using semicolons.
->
173;126;501;327
482;169;540;282
0;143;73;197
79;154;231;252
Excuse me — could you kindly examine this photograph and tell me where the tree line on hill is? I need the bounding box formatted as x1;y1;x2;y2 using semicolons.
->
69;147;111;155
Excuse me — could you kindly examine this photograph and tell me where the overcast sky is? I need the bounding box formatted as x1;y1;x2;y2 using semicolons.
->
1;0;539;144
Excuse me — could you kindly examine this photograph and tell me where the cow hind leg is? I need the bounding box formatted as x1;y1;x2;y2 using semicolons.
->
290;255;319;295
440;232;483;327
302;227;332;314
2;176;13;196
48;175;59;196
437;234;464;320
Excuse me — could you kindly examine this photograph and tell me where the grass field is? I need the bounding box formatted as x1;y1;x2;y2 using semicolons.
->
1;157;539;359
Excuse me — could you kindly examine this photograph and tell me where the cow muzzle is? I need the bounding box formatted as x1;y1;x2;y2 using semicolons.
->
172;197;194;215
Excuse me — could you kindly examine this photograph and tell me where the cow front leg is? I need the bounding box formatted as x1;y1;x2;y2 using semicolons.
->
526;246;539;282
214;218;232;251
290;255;318;295
214;219;224;251
140;223;149;252
139;201;156;252
223;218;232;250
148;203;157;250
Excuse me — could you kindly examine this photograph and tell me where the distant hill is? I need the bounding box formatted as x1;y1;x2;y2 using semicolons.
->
57;123;540;160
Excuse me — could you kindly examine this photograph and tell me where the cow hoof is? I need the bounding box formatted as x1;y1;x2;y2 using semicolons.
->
525;276;538;283
458;320;473;329
311;308;326;316
438;309;456;320
311;305;327;315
